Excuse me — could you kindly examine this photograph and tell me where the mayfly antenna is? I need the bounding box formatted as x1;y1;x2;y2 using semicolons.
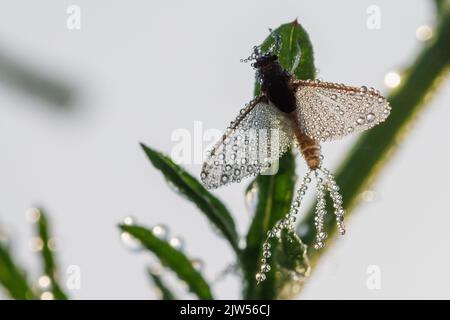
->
240;45;261;63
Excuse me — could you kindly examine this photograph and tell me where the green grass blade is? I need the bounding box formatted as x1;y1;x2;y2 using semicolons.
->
148;269;177;300
140;143;239;253
120;224;213;299
243;20;316;300
243;152;296;299
35;209;68;300
274;229;310;299
254;19;315;96
298;11;450;263
0;243;35;299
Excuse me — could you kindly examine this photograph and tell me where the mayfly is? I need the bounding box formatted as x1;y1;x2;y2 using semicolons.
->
200;29;391;283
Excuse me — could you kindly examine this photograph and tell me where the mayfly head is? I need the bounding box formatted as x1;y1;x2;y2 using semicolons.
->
240;28;282;66
253;54;278;69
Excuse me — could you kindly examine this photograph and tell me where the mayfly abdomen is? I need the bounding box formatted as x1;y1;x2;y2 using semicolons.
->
288;112;321;170
297;132;321;170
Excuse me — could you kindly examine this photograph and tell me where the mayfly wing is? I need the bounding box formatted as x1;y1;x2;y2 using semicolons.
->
200;96;294;189
292;79;392;142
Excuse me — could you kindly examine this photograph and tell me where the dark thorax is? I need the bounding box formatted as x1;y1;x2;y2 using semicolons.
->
254;54;297;113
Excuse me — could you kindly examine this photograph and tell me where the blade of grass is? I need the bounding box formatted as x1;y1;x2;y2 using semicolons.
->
140;143;239;253
147;269;177;300
0;243;35;299
243;20;316;299
35;209;68;300
120;224;213;299
274;229;310;299
243;152;296;299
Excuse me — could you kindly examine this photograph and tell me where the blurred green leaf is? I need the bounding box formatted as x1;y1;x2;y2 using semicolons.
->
243;20;316;300
0;51;75;107
120;224;213;299
299;11;450;263
275;230;310;272
148;269;177;300
434;0;449;16
140;143;239;253
0;243;35;300
274;230;310;299
35;209;68;300
243;152;296;299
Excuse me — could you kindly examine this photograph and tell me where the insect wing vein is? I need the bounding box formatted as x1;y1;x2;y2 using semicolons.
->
293;80;392;141
200;97;293;189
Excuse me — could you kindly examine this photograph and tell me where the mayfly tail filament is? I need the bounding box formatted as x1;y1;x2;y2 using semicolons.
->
256;162;346;284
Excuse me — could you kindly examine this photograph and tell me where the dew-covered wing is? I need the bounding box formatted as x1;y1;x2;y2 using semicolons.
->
293;80;391;141
200;96;293;189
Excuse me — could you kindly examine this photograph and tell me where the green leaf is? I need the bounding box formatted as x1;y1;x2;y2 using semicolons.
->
35;209;68;300
120;224;213;300
254;19;315;96
0;242;35;300
242;152;296;299
434;0;449;16
148;269;177;300
274;230;310;299
140;143;239;253
274;230;310;272
298;11;450;263
243;20;316;300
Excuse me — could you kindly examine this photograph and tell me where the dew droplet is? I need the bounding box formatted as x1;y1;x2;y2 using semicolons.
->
191;258;204;272
356;117;365;125
30;237;44;252
256;272;266;282
361;190;377;202
37;275;51;289
120;232;142;251
169;237;184;250
40;291;54;300
152;224;169;240
221;174;229;184
47;237;58;251
261;264;271;273
366;113;376;123
314;241;324;250
122;215;135;226
318;232;328;240
25;207;41;223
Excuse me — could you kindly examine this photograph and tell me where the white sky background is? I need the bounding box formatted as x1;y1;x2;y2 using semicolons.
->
0;0;449;299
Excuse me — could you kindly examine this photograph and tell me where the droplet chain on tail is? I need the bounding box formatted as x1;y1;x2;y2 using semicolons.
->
256;163;346;284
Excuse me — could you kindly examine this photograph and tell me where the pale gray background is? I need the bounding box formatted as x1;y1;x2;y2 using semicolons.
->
0;0;449;299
